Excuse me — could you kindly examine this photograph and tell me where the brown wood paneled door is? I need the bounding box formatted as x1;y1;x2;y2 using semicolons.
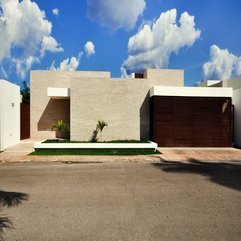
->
21;103;30;140
150;96;232;147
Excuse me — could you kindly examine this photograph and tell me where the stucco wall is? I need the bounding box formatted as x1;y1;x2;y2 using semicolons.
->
144;69;184;86
0;80;20;150
71;78;151;141
222;76;241;89
71;69;183;141
30;69;184;140
233;89;241;147
30;71;71;139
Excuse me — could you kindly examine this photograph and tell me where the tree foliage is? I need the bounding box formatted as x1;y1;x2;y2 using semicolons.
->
21;81;30;104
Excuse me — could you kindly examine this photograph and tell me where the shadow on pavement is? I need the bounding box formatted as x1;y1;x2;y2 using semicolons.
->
0;190;29;241
0;217;12;241
0;191;29;208
152;159;241;191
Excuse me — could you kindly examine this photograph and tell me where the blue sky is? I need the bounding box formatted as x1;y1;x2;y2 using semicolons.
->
0;0;241;88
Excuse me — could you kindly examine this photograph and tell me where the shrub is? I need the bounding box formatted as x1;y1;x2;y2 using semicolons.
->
96;120;108;142
51;120;70;139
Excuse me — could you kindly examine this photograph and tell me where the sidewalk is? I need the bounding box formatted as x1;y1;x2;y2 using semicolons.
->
0;138;42;163
0;138;162;163
1;139;241;164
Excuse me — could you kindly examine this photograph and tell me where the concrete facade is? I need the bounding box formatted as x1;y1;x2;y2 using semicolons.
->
222;76;241;89
30;71;71;139
30;69;184;141
0;80;20;151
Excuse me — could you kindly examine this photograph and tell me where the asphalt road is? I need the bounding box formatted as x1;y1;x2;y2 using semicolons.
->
0;160;241;241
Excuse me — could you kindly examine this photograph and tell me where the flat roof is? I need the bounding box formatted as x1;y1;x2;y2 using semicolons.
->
150;86;233;98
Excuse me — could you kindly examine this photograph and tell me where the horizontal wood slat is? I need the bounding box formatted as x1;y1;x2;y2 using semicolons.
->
21;103;30;140
150;96;232;147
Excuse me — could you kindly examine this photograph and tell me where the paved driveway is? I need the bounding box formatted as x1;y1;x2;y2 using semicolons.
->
0;159;240;241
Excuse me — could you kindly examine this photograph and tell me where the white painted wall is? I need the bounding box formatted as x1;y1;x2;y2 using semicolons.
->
233;89;241;147
47;87;70;98
150;86;233;98
0;80;20;151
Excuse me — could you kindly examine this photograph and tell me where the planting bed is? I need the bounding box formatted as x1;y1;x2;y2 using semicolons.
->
32;139;159;155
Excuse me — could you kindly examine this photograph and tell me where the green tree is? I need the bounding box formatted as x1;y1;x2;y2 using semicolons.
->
21;81;30;104
96;120;108;142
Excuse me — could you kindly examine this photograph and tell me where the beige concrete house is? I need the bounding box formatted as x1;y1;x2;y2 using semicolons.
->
31;69;233;147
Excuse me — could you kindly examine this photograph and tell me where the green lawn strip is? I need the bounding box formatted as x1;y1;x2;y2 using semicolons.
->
42;139;149;144
30;149;160;156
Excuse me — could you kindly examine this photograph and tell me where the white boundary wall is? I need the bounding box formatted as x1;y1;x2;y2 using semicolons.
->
0;80;20;151
233;89;241;147
34;141;158;151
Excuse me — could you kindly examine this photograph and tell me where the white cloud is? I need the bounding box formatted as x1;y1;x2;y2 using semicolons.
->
14;56;40;79
0;65;8;79
203;45;241;80
52;8;59;16
0;0;63;79
50;52;83;71
50;40;96;71
40;35;63;57
84;41;95;57
87;0;146;31
120;66;130;78
122;9;201;73
59;57;80;71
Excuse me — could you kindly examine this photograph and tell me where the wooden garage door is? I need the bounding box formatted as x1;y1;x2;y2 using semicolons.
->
150;96;232;147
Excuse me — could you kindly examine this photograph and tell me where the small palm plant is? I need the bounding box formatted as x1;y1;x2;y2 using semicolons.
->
96;120;108;142
51;120;69;138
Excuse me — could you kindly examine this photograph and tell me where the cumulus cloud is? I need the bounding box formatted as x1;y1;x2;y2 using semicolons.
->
50;40;96;71
120;66;130;78
52;8;59;16
40;36;63;57
87;0;146;31
203;45;241;80
14;56;40;79
122;9;201;73
0;65;8;79
50;52;83;71
0;0;63;79
84;41;95;57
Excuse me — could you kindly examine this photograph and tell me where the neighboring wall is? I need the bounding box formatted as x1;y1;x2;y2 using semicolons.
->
31;69;184;140
0;80;20;151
